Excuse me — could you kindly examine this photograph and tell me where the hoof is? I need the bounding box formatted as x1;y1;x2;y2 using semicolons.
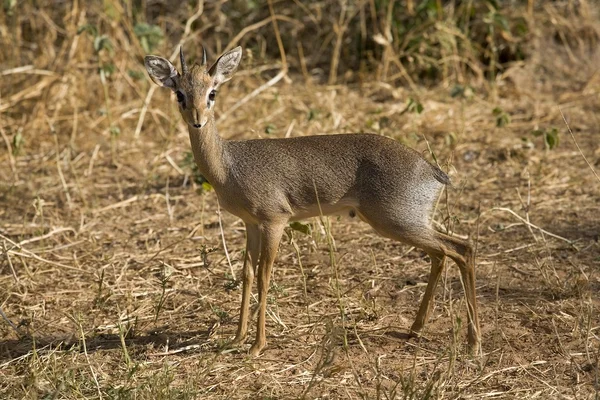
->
408;327;423;339
468;340;483;357
249;342;265;357
231;335;247;346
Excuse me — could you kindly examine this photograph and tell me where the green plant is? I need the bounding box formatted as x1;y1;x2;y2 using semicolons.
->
134;22;164;53
264;124;276;134
180;151;209;186
78;24;119;165
493;107;510;127
407;98;424;114
154;263;172;322
11;128;23;156
211;305;230;322
289;221;311;236
531;127;559;150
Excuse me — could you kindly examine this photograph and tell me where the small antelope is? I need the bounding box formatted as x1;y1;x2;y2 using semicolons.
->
144;47;481;356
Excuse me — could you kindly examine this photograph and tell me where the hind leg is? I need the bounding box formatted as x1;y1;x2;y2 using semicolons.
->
358;210;481;354
410;252;446;336
434;232;481;354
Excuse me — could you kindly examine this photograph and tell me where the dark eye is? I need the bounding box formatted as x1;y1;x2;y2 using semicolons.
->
208;90;216;101
176;91;185;103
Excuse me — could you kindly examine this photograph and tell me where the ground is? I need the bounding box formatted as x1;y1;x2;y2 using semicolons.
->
1;8;600;400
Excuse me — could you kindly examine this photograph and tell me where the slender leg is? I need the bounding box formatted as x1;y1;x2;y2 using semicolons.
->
249;221;286;356
410;253;446;336
450;246;482;355
233;223;260;344
435;232;482;355
356;205;482;354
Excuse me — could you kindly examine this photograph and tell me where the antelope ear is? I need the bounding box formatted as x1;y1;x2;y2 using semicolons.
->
144;56;179;90
208;46;242;88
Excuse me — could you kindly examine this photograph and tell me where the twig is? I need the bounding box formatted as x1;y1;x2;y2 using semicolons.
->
223;15;302;54
18;227;75;246
216;200;235;281
559;108;600;183
133;85;157;139
284;119;296;138
268;2;288;73
490;207;573;246
86;144;100;177
0;65;56;76
0;124;17;180
0;307;20;336
149;343;204;356
165;176;174;224
486;243;537;257
217;70;286;123
135;0;204;139
515;171;538;242
0;233;84;272
218;0;288;123
74;313;103;399
0;76;58;112
92;195;139;214
165;152;185;175
328;0;359;84
2;241;19;283
50;121;73;210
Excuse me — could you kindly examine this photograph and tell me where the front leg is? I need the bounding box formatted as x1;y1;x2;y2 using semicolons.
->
249;221;286;356
233;223;260;344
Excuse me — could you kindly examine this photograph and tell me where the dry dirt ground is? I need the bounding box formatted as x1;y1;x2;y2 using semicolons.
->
1;32;600;400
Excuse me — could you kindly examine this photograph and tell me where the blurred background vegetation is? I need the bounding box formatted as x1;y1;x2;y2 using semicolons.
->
0;0;598;164
2;0;598;92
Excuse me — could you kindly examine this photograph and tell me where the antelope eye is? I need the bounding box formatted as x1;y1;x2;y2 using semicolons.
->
208;90;216;101
176;91;185;103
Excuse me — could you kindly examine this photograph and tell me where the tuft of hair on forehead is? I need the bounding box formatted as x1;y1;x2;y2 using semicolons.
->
179;63;212;91
190;63;208;76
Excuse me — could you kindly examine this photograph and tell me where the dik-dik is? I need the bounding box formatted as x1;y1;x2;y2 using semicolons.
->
144;46;482;356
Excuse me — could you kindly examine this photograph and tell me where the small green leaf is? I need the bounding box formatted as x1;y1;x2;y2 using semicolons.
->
265;124;276;134
110;126;120;137
493;107;510;127
445;131;457;146
128;70;145;80
93;35;113;53
289;221;311;236
3;0;17;15
450;85;465;98
133;23;164;53
99;63;115;77
77;24;98;37
530;127;559;150
201;182;213;192
407;98;424;114
544;128;559;150
493;12;509;31
531;129;544;137
12;129;24;156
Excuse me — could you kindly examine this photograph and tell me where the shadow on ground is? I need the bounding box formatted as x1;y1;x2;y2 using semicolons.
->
0;327;216;363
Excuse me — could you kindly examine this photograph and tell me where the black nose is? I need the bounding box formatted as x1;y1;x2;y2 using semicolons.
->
193;123;202;128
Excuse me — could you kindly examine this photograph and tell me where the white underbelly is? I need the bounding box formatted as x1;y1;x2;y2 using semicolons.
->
289;199;358;221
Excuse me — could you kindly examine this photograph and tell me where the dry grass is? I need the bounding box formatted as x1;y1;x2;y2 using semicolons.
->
1;1;600;399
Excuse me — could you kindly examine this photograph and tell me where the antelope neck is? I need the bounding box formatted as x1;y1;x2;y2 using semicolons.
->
187;115;228;187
